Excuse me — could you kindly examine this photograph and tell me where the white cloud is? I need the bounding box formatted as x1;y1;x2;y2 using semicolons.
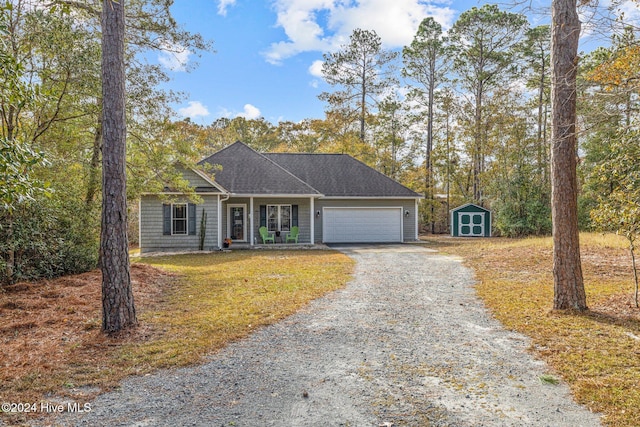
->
237;104;262;119
263;0;456;64
158;41;192;72
308;60;324;78
308;60;325;88
217;0;237;16
264;1;335;65
178;101;210;119
330;0;455;47
216;104;262;119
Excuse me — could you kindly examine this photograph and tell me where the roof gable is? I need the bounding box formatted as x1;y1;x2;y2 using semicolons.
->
198;141;321;195
265;153;422;198
451;203;491;213
174;164;225;193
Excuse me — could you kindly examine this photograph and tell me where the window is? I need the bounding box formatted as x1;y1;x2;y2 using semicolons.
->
163;203;196;236
172;204;188;235
267;205;291;232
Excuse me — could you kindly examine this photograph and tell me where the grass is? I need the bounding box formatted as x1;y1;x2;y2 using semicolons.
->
128;250;355;368
426;233;640;427
0;249;354;423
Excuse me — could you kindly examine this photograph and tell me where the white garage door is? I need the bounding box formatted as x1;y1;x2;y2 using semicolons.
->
323;207;403;243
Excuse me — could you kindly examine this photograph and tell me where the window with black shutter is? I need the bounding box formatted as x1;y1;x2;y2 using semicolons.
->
163;203;196;235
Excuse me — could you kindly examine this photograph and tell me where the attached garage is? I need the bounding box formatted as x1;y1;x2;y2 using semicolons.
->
322;207;403;243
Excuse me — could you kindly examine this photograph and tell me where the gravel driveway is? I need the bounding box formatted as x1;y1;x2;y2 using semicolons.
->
43;244;601;426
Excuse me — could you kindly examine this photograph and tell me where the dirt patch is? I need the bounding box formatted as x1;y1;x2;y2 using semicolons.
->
0;264;175;423
591;293;640;321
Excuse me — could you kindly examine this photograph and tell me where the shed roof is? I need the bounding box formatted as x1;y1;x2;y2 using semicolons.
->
450;203;491;213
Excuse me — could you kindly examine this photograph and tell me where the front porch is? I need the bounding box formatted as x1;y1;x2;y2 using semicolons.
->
224;242;328;250
220;196;318;247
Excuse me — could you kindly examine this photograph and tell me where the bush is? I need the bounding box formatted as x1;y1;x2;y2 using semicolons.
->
0;197;99;284
491;168;552;237
493;197;551;237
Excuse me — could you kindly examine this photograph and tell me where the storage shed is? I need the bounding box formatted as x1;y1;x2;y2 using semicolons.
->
450;203;491;237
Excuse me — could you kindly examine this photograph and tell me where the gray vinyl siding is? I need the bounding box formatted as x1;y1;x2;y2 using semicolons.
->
315;199;418;243
222;197;313;244
140;195;219;253
176;165;217;190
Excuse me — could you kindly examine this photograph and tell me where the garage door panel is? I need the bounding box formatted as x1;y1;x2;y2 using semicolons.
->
323;207;402;243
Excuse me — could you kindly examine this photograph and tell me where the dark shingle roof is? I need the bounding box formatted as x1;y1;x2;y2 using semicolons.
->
198;141;320;195
265;153;422;198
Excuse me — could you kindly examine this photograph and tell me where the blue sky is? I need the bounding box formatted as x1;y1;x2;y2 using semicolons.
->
159;0;632;126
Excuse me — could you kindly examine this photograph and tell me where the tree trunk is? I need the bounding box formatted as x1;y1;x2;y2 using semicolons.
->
86;98;103;209
6;213;14;284
446;106;451;233
629;239;639;308
537;58;546;182
360;75;366;141
473;83;483;204
101;0;136;333
427;55;435;234
550;0;587;310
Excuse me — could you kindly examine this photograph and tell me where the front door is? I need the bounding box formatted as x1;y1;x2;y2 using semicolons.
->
228;205;246;241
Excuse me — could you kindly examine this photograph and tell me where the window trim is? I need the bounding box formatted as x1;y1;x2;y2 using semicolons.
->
172;203;188;235
266;204;292;232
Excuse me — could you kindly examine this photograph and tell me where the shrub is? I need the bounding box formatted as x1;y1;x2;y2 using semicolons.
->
0;197;99;284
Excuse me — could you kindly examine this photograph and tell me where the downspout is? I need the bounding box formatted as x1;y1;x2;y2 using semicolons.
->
218;193;230;248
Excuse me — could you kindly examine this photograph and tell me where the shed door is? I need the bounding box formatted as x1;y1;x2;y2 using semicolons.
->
458;212;485;237
323;207;403;243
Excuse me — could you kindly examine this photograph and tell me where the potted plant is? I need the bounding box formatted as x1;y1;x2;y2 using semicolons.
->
223;237;232;248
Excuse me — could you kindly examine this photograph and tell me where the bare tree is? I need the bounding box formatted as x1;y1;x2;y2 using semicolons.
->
101;0;137;332
550;0;587;310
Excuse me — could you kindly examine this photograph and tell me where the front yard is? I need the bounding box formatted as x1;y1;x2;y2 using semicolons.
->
0;250;354;423
3;234;638;426
427;233;640;427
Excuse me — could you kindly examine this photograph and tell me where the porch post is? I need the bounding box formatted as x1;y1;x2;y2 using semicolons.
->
250;197;254;246
310;197;315;244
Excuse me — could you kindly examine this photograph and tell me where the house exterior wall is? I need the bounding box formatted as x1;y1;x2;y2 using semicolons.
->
314;198;418;243
139;195;219;253
223;197;313;244
175;165;216;190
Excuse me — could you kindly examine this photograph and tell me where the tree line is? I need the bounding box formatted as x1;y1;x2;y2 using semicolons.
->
2;1;639;308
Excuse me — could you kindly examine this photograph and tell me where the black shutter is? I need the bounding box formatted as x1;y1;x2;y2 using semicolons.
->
292;205;298;227
163;204;171;235
260;205;266;227
188;203;196;235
